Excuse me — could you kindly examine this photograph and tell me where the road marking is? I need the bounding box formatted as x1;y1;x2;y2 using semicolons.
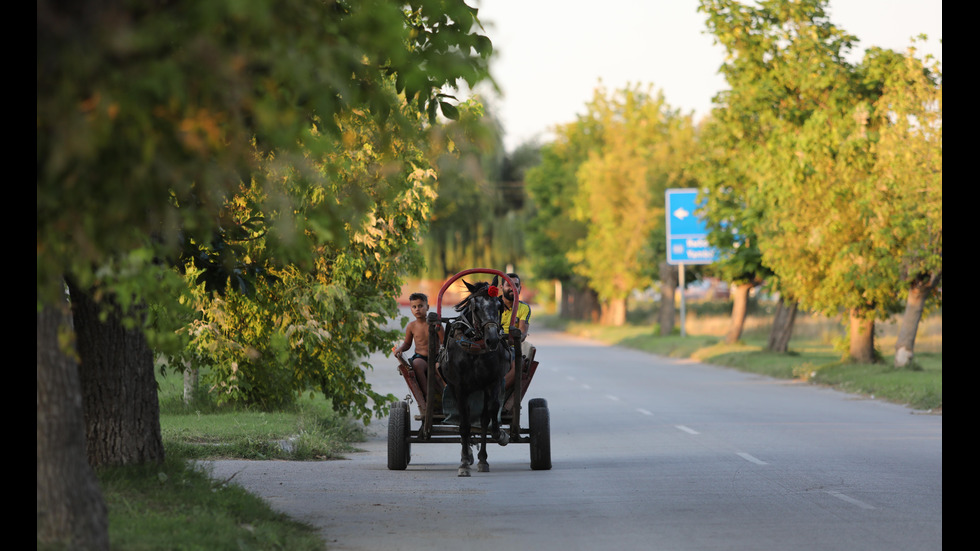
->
736;452;768;465
826;491;875;510
566;376;577;382
605;394;620;402
675;425;699;435
581;384;592;390
636;408;652;415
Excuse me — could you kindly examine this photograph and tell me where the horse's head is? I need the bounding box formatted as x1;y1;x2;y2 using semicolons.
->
456;279;504;349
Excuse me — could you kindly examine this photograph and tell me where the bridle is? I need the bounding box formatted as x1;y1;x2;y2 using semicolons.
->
451;296;501;355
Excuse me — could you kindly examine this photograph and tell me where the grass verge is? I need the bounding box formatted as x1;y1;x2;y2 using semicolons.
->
99;456;324;551
98;369;371;550
157;369;367;461
541;309;942;412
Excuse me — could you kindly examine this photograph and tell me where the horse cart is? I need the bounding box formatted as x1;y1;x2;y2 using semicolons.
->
387;268;552;474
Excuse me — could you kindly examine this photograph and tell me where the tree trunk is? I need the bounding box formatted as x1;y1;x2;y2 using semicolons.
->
37;299;110;551
601;297;627;326
67;280;165;467
725;282;753;344
658;262;677;336
183;366;199;404
583;287;601;323
895;271;941;368
562;282;601;322
766;297;797;353
848;310;877;364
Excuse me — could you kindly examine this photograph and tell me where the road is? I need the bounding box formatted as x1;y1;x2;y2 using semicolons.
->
208;328;942;551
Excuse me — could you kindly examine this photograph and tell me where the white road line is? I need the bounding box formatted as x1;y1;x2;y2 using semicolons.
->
605;395;620;402
636;408;652;415
736;452;768;465
581;384;592;390
675;425;699;435
826;491;876;510
566;376;576;381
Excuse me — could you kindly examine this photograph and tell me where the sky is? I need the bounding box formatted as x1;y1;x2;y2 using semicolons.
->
469;1;942;152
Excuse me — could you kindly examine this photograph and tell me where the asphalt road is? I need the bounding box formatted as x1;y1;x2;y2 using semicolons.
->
208;328;942;551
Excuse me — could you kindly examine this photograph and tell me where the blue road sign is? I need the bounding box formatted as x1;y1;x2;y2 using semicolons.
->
666;189;717;265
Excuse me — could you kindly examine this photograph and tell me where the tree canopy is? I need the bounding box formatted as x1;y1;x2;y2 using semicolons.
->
38;0;493;305
38;0;495;407
525;84;697;325
421;101;528;276
698;0;941;361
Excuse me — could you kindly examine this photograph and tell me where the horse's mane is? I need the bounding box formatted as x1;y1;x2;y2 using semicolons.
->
454;280;492;313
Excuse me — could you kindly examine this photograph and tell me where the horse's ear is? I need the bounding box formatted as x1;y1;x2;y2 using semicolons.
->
463;279;476;293
491;275;499;287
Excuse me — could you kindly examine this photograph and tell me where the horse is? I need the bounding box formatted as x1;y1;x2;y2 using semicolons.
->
442;279;513;477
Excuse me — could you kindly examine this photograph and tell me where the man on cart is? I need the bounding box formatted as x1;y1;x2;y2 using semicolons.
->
499;272;531;391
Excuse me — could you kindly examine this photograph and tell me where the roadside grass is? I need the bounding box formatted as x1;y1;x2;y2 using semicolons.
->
539;302;942;411
98;368;371;550
99;457;324;551
157;369;366;461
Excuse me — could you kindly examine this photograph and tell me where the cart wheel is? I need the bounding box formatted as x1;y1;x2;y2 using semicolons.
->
387;401;410;470
402;401;412;465
528;398;551;470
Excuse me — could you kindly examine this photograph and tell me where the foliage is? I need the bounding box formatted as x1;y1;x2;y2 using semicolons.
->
39;0;495;414
697;0;942;359
867;44;942;304
38;0;492;306
693;101;772;288
179;103;440;417
696;0;858;298
421;102;530;277
524;85;696;323
524;126;593;283
569;85;696;317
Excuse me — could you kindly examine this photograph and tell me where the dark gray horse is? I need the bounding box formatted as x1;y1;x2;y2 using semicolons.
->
443;280;513;477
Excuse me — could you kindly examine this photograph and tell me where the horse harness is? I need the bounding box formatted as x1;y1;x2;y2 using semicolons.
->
447;307;501;356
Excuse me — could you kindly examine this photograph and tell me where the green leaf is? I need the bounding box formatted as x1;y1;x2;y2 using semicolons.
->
439;101;459;120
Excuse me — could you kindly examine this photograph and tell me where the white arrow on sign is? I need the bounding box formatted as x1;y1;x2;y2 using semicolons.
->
673;207;690;220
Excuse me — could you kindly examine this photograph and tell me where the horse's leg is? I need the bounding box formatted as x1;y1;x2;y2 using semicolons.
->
461;398;474;466
477;391;491;472
457;386;472;477
489;376;509;446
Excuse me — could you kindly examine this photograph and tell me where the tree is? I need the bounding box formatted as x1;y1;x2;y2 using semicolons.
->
423;101;516;276
524;112;605;321
37;302;109;550
696;0;843;350
867;45;942;367
182;105;439;416
37;0;493;546
568;85;697;325
68;279;166;465
694;117;771;344
767;294;799;353
699;0;939;362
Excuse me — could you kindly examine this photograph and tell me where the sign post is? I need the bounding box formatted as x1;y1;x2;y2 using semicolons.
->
665;189;717;337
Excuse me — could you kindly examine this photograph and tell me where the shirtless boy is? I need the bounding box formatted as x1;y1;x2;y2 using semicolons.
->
393;293;444;395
